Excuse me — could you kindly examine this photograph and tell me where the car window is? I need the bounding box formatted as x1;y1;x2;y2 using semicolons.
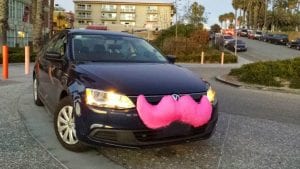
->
46;34;67;56
46;35;67;56
72;34;167;63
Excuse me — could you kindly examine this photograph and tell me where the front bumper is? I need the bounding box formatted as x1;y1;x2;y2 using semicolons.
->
75;101;218;148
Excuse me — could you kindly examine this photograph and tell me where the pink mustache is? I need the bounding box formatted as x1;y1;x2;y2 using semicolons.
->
136;95;213;129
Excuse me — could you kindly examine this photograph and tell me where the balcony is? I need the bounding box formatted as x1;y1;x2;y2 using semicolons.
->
147;10;158;13
120;9;136;13
76;15;92;20
76;6;92;11
147;18;158;22
120;17;135;21
101;16;117;21
101;8;117;12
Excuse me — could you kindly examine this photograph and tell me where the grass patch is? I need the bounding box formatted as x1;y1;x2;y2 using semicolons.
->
229;57;300;89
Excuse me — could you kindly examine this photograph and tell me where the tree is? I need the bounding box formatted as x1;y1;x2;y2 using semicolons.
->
210;24;221;33
0;0;9;50
219;15;225;28
49;0;54;37
186;2;206;26
33;0;44;52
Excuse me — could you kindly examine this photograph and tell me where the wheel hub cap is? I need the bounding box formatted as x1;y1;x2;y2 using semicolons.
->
57;106;78;145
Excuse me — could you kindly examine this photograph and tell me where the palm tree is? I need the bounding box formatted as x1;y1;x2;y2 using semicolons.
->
0;0;9;50
33;0;44;52
49;0;54;37
219;15;225;28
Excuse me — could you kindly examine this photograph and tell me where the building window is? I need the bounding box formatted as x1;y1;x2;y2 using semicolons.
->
147;6;158;13
78;20;85;24
120;13;135;21
77;4;91;10
147;14;158;21
101;13;117;20
120;5;135;12
101;5;117;12
78;12;91;19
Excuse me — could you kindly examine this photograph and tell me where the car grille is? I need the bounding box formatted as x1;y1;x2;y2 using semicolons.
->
133;122;207;142
129;93;205;105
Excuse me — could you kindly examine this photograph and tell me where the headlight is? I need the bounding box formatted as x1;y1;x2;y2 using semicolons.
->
207;86;216;103
85;88;135;109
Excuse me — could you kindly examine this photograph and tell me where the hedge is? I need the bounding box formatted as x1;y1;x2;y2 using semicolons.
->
230;57;300;89
0;48;36;64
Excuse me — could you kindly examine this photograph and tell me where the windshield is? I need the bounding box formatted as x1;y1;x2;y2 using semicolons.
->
72;34;167;63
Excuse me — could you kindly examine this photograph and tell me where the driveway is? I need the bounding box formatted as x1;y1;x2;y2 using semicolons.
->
237;37;300;61
3;64;298;169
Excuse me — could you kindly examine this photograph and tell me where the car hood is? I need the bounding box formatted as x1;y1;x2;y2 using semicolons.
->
76;63;207;96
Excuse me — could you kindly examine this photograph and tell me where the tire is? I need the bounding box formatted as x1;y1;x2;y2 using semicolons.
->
33;77;44;106
297;46;300;50
54;96;88;152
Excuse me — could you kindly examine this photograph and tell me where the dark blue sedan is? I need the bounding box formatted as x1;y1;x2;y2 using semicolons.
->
33;29;218;151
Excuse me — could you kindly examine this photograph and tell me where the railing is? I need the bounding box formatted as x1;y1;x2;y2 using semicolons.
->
101;16;117;20
120;9;136;13
147;9;158;13
101;8;117;12
76;7;92;11
76;15;92;19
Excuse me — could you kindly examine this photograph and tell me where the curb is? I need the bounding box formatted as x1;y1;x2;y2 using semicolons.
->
216;75;300;95
215;75;242;87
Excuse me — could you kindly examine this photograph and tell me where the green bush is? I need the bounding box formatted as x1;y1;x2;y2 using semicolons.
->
229;57;300;89
0;47;36;64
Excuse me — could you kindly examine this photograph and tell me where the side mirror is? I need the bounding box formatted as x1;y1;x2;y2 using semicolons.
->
166;55;176;64
45;51;62;61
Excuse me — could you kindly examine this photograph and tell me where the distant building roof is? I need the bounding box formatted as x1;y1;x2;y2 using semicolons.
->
73;0;173;5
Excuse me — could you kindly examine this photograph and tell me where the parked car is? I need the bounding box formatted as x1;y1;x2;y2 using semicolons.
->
261;33;274;42
254;31;263;40
269;34;289;45
287;38;300;50
247;30;255;39
33;29;218;151
239;29;248;37
222;35;234;46
226;40;247;52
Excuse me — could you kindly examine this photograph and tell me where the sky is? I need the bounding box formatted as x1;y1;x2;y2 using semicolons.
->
55;0;234;26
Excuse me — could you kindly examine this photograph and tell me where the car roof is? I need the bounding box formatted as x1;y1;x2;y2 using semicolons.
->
67;29;139;38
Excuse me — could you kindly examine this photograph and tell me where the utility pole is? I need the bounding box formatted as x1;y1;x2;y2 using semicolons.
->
234;9;238;57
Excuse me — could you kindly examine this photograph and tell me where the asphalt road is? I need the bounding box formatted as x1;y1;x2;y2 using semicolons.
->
4;64;298;169
237;37;300;61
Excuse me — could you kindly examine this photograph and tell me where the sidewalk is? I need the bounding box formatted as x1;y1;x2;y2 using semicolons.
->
0;64;66;168
177;55;252;68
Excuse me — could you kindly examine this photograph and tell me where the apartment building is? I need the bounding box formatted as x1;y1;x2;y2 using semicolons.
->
6;0;49;47
73;0;174;31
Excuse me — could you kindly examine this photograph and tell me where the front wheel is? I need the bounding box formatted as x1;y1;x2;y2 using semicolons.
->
54;96;88;152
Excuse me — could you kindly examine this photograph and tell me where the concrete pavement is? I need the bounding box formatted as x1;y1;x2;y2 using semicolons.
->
1;63;299;169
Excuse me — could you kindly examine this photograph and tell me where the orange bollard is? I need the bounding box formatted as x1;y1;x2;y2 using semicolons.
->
201;51;204;64
2;45;8;80
221;52;224;65
25;46;30;75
